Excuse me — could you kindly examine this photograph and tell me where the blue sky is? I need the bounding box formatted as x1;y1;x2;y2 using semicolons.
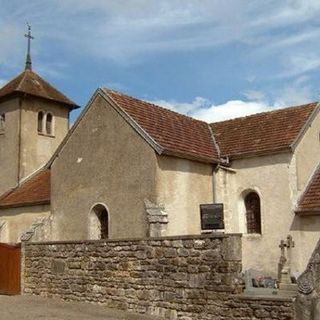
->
1;0;320;123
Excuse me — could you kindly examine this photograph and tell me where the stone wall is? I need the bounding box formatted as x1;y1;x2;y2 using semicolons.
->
22;234;294;319
229;296;294;319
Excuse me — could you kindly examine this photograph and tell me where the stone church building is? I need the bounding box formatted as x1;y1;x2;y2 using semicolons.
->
1;49;320;278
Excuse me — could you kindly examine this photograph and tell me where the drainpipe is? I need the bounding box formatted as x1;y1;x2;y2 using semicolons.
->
212;165;218;203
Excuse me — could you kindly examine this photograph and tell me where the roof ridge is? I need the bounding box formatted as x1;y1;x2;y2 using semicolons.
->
31;71;74;103
104;88;208;125
210;102;318;125
15;71;28;91
207;123;221;159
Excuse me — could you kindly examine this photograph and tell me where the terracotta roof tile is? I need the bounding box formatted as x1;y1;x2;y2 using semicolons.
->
105;89;219;163
296;165;320;214
0;170;50;208
210;103;318;159
0;70;78;109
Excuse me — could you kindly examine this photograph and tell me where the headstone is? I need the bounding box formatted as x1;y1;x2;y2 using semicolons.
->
278;239;287;281
278;235;298;293
243;269;278;295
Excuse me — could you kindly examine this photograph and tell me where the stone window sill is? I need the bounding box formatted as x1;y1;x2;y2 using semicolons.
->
243;233;262;239
38;132;55;138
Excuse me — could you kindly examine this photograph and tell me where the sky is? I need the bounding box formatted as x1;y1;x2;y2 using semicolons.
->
1;0;320;123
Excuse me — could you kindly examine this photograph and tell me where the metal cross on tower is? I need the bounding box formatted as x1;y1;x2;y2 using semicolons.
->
24;23;34;71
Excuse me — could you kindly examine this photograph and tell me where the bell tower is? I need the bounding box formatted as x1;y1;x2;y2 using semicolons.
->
0;25;79;195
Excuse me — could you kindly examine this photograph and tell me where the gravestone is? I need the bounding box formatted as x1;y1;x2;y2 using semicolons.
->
278;239;287;281
278;235;298;293
243;268;278;295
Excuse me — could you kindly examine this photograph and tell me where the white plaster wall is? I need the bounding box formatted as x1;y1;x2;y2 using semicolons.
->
0;98;20;195
286;110;320;273
155;155;213;236
0;205;50;243
216;153;296;277
295;109;320;193
51;94;158;240
20;97;69;180
291;215;320;272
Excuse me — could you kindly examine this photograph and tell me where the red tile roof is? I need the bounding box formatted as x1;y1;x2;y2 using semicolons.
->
105;89;220;163
0;170;50;208
210;103;318;159
0;70;78;109
296;165;320;214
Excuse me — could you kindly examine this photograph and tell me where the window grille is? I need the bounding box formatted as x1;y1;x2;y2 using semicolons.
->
46;113;53;135
245;192;261;234
37;112;43;133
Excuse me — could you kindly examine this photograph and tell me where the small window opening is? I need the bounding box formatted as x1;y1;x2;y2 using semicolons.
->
99;210;109;239
37;112;43;133
0;114;5;132
46;113;53;135
90;204;109;240
245;192;261;234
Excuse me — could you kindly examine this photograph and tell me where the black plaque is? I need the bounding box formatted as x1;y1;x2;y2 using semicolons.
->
200;203;224;230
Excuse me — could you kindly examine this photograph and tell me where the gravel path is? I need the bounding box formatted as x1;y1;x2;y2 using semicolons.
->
0;295;164;320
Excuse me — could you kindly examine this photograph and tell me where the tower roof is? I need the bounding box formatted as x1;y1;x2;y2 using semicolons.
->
0;70;79;109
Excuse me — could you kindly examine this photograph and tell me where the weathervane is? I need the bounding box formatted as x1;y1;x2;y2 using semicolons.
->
24;23;34;71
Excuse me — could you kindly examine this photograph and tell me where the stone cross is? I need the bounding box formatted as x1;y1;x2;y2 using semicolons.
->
286;235;295;265
279;240;286;258
279;235;296;289
278;239;287;281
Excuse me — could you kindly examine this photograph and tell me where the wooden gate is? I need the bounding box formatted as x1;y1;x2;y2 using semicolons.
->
0;243;21;295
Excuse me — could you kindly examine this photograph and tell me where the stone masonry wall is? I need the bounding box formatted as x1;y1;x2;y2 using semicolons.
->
22;234;294;319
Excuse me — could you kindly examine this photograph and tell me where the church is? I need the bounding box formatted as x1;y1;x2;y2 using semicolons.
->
0;29;320;278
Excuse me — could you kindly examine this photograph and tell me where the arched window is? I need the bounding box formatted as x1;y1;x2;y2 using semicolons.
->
0;114;5;132
46;113;53;135
89;204;109;239
244;192;261;234
37;111;43;133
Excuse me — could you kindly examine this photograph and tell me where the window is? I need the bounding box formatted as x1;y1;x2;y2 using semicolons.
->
37;111;44;133
46;113;53;135
0;114;5;132
89;204;109;239
244;192;261;234
38;112;54;136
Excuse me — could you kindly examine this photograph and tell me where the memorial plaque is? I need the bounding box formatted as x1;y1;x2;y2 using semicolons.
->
200;203;224;230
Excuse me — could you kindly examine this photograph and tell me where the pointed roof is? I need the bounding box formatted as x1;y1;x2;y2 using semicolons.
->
296;164;320;215
210;102;318;159
103;89;220;163
0;169;50;209
0;70;79;109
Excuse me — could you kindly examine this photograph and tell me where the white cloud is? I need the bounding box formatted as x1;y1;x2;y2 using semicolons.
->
3;0;320;67
274;84;315;107
151;82;316;122
152;97;210;115
193;100;272;122
152;97;274;122
242;90;266;101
